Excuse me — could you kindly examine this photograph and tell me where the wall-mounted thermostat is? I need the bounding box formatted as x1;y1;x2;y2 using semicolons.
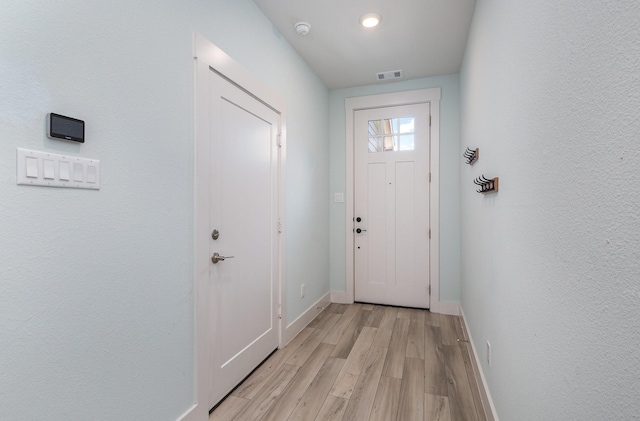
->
47;113;85;143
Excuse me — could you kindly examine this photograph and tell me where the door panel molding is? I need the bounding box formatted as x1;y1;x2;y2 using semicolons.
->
192;32;286;420
345;89;440;311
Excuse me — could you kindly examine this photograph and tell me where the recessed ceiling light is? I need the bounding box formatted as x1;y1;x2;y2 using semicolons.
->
360;13;382;28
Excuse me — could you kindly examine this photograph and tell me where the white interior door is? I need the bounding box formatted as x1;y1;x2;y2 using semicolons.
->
354;103;430;308
208;70;279;408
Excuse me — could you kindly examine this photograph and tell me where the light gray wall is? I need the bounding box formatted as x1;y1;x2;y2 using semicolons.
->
329;75;462;302
0;1;328;419
460;0;640;419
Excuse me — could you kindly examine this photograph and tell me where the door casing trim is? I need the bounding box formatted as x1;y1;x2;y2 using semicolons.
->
191;32;286;419
345;89;440;311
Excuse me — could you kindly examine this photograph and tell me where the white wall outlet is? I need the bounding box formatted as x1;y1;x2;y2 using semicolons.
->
300;284;305;298
334;193;344;203
486;341;492;367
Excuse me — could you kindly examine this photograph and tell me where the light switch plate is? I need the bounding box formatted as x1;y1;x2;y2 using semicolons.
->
334;193;344;203
17;148;100;190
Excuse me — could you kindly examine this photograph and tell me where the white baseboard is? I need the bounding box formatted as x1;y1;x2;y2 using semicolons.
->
431;300;460;315
176;403;198;421
459;306;499;421
330;291;352;304
283;292;331;345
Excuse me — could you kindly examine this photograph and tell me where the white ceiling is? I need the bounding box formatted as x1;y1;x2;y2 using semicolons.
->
252;0;477;90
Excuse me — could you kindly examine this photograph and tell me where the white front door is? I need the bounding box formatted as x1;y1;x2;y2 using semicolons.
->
208;70;280;408
354;103;431;308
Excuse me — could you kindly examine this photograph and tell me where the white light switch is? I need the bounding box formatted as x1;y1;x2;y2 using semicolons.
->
87;165;97;183
17;148;100;190
59;162;70;181
43;159;55;179
73;163;84;182
26;157;38;178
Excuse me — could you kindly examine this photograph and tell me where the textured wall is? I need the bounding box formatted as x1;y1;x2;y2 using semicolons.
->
0;1;328;419
460;0;640;419
329;75;462;302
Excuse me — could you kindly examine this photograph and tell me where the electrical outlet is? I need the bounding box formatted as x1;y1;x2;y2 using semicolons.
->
486;341;492;367
300;284;305;298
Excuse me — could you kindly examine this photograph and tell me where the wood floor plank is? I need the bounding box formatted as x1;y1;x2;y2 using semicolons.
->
424;310;440;327
459;342;487;421
397;357;425;420
382;318;410;379
327;303;348;314
424;325;448;397
232;327;312;399
369;376;401;421
456;316;468;341
406;309;426;360
329;326;377;399
360;303;374;310
323;304;361;345
307;308;331;328
332;308;372;359
440;315;460;346
288;357;345;421
365;305;386;328
314;395;348;421
443;345;479;421
396;307;412;319
342;346;388;421
261;343;335;421
372;307;399;348
308;312;342;336
209;395;249;421
227;364;299;421
454;316;466;342
424;394;452;421
286;327;326;367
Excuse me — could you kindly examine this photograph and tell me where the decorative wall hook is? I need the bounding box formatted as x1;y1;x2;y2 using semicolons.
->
463;147;479;165
473;175;499;194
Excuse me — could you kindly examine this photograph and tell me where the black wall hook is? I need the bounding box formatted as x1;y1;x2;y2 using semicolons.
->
474;175;499;194
463;147;479;165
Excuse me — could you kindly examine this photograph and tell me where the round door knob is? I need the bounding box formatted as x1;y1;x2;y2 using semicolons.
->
356;217;362;222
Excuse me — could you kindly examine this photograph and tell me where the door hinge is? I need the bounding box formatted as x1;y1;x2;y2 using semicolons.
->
278;304;282;319
277;133;283;148
429;228;431;239
278;218;283;233
429;115;432;126
429;173;432;183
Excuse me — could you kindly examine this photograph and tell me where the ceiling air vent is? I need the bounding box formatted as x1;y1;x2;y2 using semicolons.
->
375;70;403;81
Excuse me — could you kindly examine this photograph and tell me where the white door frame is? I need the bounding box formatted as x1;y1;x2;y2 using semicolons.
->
345;89;441;312
188;32;287;421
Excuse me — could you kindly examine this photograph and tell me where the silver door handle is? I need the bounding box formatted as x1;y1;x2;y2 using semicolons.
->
356;228;367;234
212;252;234;264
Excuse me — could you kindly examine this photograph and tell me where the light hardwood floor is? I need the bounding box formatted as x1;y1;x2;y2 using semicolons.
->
210;303;487;421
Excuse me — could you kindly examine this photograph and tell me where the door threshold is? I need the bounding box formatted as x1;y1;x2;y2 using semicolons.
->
354;301;431;311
